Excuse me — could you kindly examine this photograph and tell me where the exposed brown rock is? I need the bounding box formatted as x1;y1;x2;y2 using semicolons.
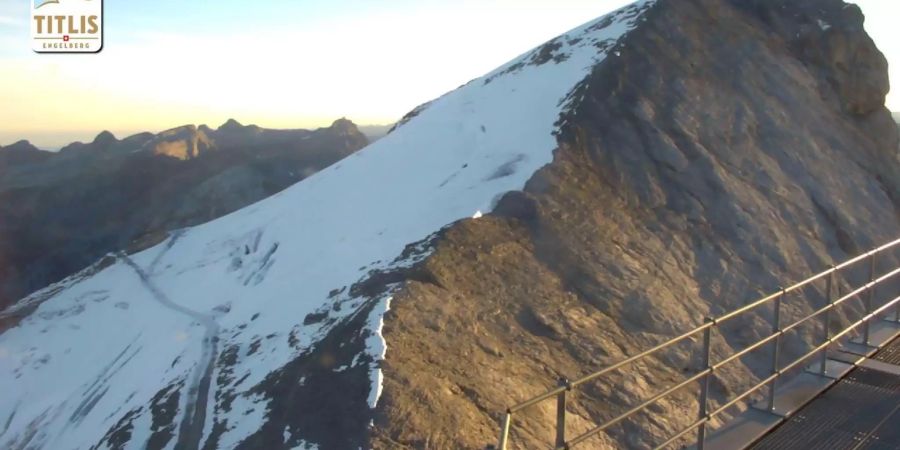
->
736;0;890;116
371;0;899;448
143;125;215;160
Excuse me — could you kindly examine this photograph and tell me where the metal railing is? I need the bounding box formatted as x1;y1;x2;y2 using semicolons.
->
495;237;900;450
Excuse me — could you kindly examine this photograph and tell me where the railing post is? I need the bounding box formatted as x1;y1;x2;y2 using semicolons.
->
767;289;785;412
895;289;900;323
863;253;876;346
819;268;835;376
697;318;714;450
498;411;511;450
895;279;900;323
555;378;569;449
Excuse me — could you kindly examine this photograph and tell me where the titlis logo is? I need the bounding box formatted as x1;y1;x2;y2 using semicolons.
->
31;0;103;53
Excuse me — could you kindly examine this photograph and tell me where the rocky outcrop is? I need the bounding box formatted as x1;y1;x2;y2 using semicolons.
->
0;119;368;311
143;125;216;160
0;140;53;168
739;0;889;116
59;130;149;156
370;0;899;448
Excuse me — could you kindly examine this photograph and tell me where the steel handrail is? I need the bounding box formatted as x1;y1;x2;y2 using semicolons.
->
509;325;713;413
573;369;710;441
715;238;900;323
779;267;900;336
650;292;900;450
563;290;900;449
569;325;711;389
495;237;900;450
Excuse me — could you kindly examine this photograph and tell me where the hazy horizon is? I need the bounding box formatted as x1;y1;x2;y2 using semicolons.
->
1;0;898;148
0;120;396;151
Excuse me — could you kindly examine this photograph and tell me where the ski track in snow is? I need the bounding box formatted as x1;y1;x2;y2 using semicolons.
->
0;1;656;448
119;251;219;450
149;229;186;275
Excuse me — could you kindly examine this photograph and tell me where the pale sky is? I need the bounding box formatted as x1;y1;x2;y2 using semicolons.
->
0;0;897;149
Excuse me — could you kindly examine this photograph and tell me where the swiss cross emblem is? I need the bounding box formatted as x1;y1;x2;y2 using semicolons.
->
31;0;103;53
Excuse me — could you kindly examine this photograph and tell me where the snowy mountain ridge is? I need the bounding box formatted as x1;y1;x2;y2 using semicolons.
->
0;2;655;449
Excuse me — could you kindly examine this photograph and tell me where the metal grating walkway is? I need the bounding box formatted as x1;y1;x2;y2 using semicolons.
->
752;337;900;450
873;336;900;366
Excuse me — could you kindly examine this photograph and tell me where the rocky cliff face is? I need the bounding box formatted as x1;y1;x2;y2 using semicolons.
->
0;119;368;312
370;0;899;448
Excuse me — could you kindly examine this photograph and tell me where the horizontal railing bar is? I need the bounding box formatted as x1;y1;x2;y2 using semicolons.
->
722;269;900;375
713;331;780;371
652;372;781;450
661;292;900;450
567;324;712;389
700;293;900;444
834;293;900;342
510;260;900;414
780;267;900;336
780;293;900;377
658;267;900;408
668;292;900;450
648;371;781;450
566;284;900;449
780;303;833;336
716;290;785;324
719;274;900;371
563;240;900;395
710;371;779;419
498;237;900;449
715;238;900;323
508;386;567;413
566;370;711;446
834;238;900;272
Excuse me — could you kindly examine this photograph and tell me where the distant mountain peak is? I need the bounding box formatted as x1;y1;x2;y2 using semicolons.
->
329;117;359;133
92;130;118;147
163;124;198;134
218;118;244;130
0;140;52;167
2;140;40;153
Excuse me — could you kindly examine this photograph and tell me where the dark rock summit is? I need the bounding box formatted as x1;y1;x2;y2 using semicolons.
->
369;0;899;448
742;0;889;116
0;140;53;168
60;130;151;156
218;118;245;131
1;139;41;153
92;130;118;148
0;119;368;311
